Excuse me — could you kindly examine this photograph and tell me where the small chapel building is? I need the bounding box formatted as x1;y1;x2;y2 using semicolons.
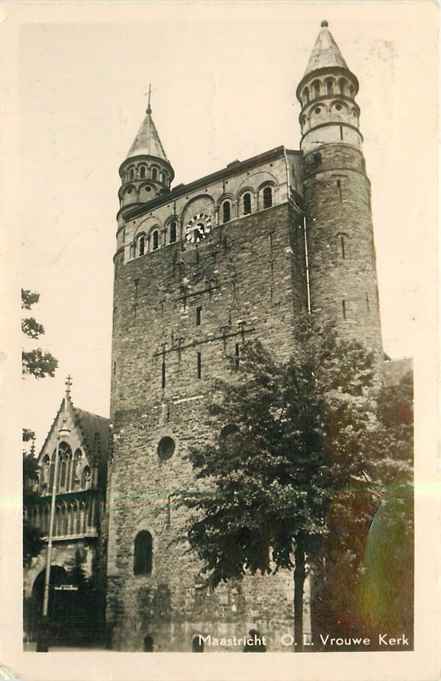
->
23;380;111;646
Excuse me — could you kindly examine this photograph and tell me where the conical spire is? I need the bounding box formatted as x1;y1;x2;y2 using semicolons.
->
126;94;169;162
303;20;348;76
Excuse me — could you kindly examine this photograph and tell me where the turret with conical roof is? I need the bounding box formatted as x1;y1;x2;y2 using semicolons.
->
118;91;175;215
297;20;361;154
299;22;383;365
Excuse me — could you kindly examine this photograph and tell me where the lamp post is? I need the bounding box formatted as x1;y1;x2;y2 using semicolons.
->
36;376;72;652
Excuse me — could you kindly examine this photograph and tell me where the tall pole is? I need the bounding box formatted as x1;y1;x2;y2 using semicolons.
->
36;376;72;652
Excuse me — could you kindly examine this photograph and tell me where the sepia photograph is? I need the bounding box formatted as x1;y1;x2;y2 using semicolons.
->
1;0;439;679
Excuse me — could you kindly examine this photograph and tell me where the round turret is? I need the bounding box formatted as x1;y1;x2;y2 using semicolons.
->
298;22;383;364
118;99;174;216
296;21;361;154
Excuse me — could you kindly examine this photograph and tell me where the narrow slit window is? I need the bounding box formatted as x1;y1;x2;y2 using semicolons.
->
342;300;347;320
152;230;159;251
161;359;166;389
197;352;202;379
138;234;145;256
235;343;240;369
196;306;202;326
340;235;345;259
169;221;177;244
337;180;342;203
366;293;370;312
339;125;344;141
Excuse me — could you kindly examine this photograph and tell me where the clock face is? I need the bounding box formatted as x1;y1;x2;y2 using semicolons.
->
185;213;212;244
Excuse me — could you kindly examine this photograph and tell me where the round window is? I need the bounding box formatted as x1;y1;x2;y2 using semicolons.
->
336;104;343;111
314;107;321;114
157;436;176;461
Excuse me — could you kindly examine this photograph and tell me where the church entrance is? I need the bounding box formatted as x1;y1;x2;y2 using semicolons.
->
29;565;102;647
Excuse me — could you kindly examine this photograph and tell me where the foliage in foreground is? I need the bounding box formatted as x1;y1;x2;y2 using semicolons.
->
177;319;413;644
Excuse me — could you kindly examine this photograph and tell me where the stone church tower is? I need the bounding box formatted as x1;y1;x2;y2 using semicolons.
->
105;22;383;651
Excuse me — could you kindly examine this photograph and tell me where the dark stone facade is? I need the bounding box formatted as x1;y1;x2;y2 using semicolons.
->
106;23;385;651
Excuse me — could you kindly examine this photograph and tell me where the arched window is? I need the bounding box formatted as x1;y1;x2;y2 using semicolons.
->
326;78;333;96
263;186;273;209
72;449;82;490
134;530;153;575
304;86;309;103
140;166;146;178
60;457;67;488
138;234;146;256
192;636;204;652
222;201;231;223
152;167;158;181
313;80;320;98
151;230;159;251
129;168;135;180
49;452;56;490
243;193;252;215
339;78;346;95
81;466;91;489
169;221;177;244
160;171;165;184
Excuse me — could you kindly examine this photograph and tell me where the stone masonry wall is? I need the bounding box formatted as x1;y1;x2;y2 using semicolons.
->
106;201;307;651
303;143;383;360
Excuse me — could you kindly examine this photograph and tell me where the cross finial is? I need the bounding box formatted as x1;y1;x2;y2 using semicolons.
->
65;374;72;398
146;82;152;114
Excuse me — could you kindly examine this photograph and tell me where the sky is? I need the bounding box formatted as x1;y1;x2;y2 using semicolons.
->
17;1;438;449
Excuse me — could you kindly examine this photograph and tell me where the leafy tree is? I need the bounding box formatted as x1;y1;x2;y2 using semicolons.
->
22;288;58;566
177;319;411;649
22;289;58;379
356;371;413;644
23;432;43;567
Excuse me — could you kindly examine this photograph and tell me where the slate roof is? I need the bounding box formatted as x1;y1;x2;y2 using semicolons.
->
304;20;349;77
126;107;169;162
37;397;111;467
73;407;111;465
